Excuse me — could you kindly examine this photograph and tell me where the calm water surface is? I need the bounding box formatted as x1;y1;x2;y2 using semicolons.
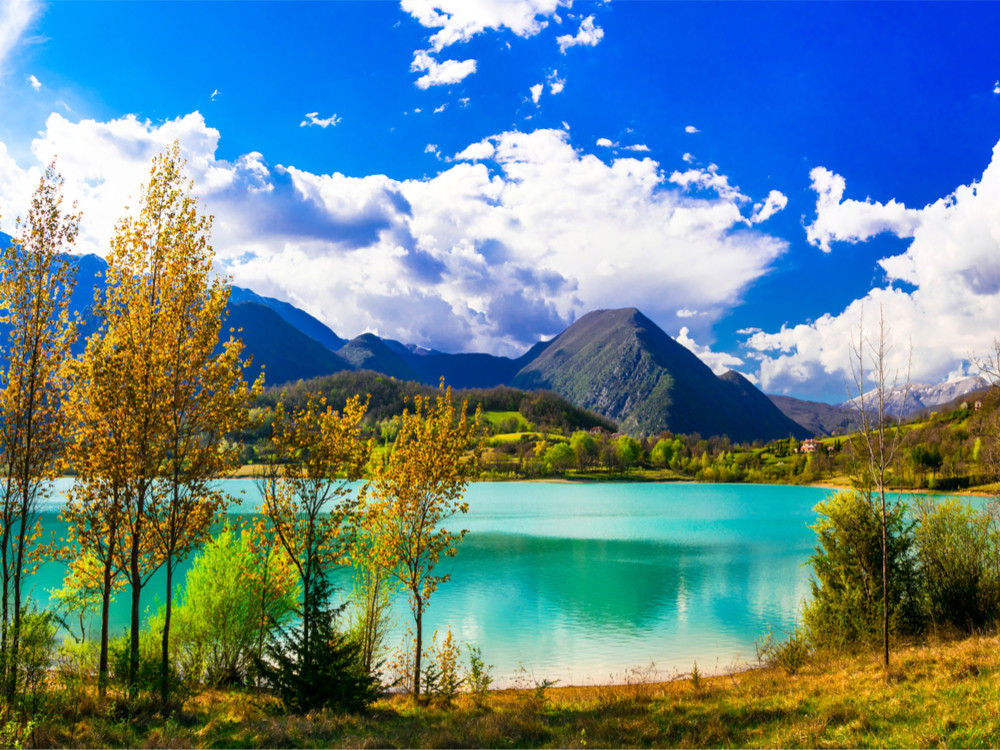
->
35;480;832;685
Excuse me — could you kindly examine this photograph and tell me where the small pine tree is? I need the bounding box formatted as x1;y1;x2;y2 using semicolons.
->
255;575;380;714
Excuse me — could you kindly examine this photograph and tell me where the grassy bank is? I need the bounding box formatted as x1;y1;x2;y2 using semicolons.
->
31;631;1000;748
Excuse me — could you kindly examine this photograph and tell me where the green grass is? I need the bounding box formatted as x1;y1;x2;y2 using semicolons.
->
482;410;531;430
31;632;1000;748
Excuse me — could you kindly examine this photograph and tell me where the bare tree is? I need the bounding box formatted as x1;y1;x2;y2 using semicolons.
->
971;337;1000;481
847;304;911;668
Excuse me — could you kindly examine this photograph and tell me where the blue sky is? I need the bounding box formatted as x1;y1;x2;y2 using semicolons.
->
1;1;999;402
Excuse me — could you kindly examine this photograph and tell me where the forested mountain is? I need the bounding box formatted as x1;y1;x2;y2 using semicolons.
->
510;308;809;441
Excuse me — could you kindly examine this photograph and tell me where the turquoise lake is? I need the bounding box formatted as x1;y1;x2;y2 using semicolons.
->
33;480;834;686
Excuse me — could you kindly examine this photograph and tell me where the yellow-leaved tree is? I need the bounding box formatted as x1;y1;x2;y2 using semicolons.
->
256;394;371;664
0;162;79;703
71;142;259;704
366;384;481;697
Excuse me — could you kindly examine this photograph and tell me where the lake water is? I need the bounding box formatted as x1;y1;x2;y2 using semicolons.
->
30;479;833;686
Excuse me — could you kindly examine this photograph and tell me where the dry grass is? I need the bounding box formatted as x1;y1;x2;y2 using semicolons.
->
33;632;1000;748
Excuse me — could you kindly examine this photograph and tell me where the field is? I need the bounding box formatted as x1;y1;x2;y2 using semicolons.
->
32;631;1000;748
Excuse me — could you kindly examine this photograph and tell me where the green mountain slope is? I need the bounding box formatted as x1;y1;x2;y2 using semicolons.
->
718;370;812;440
512;308;808;441
768;394;859;437
225;301;352;387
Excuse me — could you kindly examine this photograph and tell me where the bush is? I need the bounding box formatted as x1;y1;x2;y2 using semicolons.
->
169;524;299;687
756;626;811;675
914;498;1000;633
803;490;922;652
255;575;381;714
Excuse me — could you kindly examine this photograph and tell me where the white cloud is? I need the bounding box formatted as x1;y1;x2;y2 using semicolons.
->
424;143;439;154
625;144;650;153
556;15;604;53
596;137;614;148
685;125;700;134
25;72;40;90
805;166;922;252
453;139;495;161
547;69;565;95
211;89;221;101
751;189;788;224
682;152;695;163
676;308;699;318
749;138;1000;399
676;326;747;376
994;80;1000;96
459;96;470;107
529;83;543;104
300;112;342;128
401;0;567;52
736;327;761;336
669;164;747;204
433;103;448;113
0;114;788;358
411;49;477;88
0;0;38;78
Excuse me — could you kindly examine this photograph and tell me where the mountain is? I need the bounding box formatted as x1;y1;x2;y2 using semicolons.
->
229;286;346;351
718;371;813;440
839;375;989;417
768;394;859;437
336;333;421;381
511;308;810;442
224;301;352;386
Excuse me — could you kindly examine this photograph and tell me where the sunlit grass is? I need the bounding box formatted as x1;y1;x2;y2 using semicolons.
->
35;631;1000;748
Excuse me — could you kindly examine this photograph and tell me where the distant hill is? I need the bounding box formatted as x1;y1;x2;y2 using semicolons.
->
768;394;859;437
229;286;347;351
224;301;352;387
337;333;421;382
511;308;809;442
718;370;813;441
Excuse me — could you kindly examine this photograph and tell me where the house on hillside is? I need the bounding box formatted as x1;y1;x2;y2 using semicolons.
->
799;439;822;454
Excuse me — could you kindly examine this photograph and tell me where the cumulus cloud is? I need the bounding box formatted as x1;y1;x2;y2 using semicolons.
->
433;103;447;113
300;112;342;128
0;114;789;357
676;308;699;318
682;152;695;163
751;189;788;224
0;0;38;78
596;137;614;148
748;138;1000;399
556;15;604;53
26;72;39;90
625;144;650;153
685;125;700;134
529;83;543;104
411;49;477;88
669;164;748;204
210;89;221;101
676;326;749;376
401;0;567;52
994;80;1000;96
805;166;922;252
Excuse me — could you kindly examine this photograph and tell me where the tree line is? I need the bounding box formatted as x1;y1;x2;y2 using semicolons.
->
0;146;482;734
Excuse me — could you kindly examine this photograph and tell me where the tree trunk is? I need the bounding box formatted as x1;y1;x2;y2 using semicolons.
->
99;559;112;699
161;557;174;707
881;487;889;668
129;523;143;701
413;594;423;698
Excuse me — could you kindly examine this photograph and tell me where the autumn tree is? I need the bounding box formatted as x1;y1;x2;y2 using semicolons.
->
0;163;79;703
256;394;371;687
366;385;481;697
83;142;258;703
848;305;911;668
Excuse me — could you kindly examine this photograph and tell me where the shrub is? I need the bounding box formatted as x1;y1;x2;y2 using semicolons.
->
169;524;299;687
914;497;1000;633
803;490;922;652
756;626;811;675
255;575;381;714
